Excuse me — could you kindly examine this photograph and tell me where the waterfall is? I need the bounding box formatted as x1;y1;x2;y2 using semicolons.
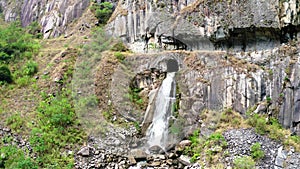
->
146;72;176;151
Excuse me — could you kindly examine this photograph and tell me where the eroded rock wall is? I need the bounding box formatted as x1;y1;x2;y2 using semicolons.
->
0;0;90;38
107;0;300;51
179;46;300;133
111;45;300;136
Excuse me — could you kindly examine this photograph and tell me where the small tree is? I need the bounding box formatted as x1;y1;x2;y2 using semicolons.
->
91;2;113;24
250;143;265;160
22;60;38;76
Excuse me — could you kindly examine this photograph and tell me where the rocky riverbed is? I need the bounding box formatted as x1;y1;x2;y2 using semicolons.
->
74;127;300;169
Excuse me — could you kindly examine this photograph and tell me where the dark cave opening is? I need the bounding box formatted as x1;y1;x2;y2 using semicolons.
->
213;25;300;51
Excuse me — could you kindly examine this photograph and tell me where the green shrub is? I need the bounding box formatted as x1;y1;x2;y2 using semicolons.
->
37;95;75;129
5;112;25;132
247;113;267;135
91;2;113;24
250;143;265;160
111;42;128;52
26;21;42;39
190;153;200;163
127;87;146;109
0;145;37;169
184;131;227;164
29;91;86;168
0;22;40;62
266;96;272;103
0;65;12;83
15;76;32;87
190;129;200;145
22;60;38;76
233;156;255;169
114;52;125;61
268;118;285;140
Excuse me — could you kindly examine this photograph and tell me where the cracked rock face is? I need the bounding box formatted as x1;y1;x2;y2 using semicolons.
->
110;44;300;136
179;46;300;133
106;0;300;51
0;0;90;38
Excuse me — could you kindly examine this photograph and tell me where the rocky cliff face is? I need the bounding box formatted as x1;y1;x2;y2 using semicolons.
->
0;0;90;38
105;0;300;134
179;46;300;134
111;46;300;136
107;0;300;51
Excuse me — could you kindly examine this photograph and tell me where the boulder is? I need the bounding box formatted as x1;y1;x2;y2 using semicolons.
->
129;149;147;160
77;146;90;157
178;155;191;166
127;155;137;165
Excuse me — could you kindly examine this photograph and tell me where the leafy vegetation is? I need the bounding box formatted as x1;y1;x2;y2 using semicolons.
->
22;60;38;76
5;112;25;133
127;87;146;110
26;21;42;39
250;143;265;160
184;131;228;165
0;19;84;167
233;156;256;169
29;90;86;168
0;145;38;169
114;52;125;62
111;41;128;52
246;111;300;151
0;65;12;83
0;22;40;86
91;1;113;24
0;22;39;63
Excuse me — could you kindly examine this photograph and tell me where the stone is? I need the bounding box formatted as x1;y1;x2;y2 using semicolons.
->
153;154;166;160
274;166;283;169
54;77;62;83
127;155;136;165
118;133;126;140
166;159;173;165
178;155;191;166
275;156;284;168
168;152;177;159
149;161;161;167
277;146;287;159
77;146;90;157
129;149;147;160
148;145;165;154
3;127;10;132
179;140;192;147
211;146;223;153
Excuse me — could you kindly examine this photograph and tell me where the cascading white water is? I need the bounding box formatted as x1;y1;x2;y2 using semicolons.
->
146;72;176;151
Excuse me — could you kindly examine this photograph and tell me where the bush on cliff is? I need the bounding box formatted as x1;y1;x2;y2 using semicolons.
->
91;2;113;24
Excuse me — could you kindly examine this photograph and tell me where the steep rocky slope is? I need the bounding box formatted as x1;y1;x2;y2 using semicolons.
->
0;0;90;38
107;0;300;51
106;0;300;134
